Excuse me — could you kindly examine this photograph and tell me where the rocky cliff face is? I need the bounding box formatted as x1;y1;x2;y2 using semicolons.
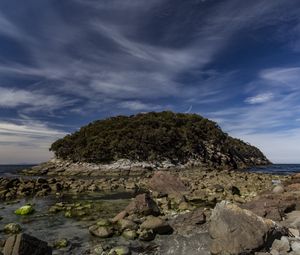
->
49;111;270;170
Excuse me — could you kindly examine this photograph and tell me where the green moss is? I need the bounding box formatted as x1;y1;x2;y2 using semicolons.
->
15;205;34;215
50;111;269;168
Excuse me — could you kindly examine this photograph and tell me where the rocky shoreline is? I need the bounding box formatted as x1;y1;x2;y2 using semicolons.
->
0;161;299;255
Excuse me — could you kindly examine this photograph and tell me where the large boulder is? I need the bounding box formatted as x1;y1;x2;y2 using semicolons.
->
241;195;296;221
169;208;206;235
148;171;187;196
125;193;160;216
209;201;288;255
3;233;52;255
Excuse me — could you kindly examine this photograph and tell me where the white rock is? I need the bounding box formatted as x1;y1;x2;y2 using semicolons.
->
292;241;300;252
272;185;285;194
271;236;290;253
289;228;300;238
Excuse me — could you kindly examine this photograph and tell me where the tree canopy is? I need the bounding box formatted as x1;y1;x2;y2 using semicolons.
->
50;111;269;167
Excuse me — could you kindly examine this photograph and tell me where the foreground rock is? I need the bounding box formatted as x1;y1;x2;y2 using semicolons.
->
209;201;288;255
3;233;52;255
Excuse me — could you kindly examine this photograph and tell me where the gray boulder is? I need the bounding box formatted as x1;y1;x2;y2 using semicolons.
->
3;233;52;255
209;201;288;255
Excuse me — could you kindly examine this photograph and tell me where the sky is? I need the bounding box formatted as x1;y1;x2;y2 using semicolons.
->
0;0;300;164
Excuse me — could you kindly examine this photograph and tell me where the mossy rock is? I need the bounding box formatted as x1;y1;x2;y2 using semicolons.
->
64;211;72;218
15;205;34;215
122;229;137;240
53;239;69;249
4;223;22;234
96;219;111;227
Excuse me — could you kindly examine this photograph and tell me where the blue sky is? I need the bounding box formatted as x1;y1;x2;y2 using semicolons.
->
1;0;300;164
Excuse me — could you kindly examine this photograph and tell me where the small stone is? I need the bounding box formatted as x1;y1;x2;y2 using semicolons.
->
270;250;279;255
89;225;114;238
15;205;34;215
291;241;300;252
272;185;285;194
96;219;111;227
289;228;300;237
53;238;68;249
93;244;104;255
138;229;156;241
64;211;72;218
4;223;22;234
178;201;190;211
117;219;137;231
122;229;137;240
271;236;290;253
108;246;130;255
230;186;241;196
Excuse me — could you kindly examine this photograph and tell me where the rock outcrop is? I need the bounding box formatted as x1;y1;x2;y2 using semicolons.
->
209;201;288;255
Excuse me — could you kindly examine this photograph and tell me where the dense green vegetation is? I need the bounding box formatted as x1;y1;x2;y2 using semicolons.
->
50;111;269;167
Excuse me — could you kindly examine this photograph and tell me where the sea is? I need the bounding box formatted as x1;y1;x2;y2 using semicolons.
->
0;164;35;177
0;164;300;176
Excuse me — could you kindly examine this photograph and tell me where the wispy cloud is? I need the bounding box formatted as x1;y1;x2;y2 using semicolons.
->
119;100;161;111
260;67;300;88
245;92;274;104
207;65;300;162
0;87;73;109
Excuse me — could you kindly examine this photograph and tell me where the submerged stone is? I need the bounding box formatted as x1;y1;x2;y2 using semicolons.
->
108;246;130;255
15;205;34;215
53;238;69;249
89;225;114;238
4;223;22;234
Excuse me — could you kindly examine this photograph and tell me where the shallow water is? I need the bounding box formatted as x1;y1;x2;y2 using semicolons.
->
0;192;135;254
